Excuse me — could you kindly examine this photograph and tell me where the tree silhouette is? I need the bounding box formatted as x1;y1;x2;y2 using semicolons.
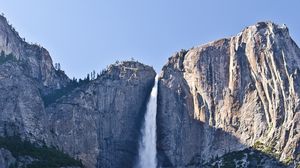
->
91;70;96;80
54;63;61;71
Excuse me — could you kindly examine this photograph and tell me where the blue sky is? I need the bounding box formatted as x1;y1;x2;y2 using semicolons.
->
0;0;299;78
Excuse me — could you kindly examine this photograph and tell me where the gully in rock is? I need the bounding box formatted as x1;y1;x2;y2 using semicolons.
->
137;75;158;168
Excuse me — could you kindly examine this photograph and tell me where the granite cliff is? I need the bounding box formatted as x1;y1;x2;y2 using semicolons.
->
157;22;300;167
46;62;156;167
0;13;299;168
0;15;69;142
0;15;156;167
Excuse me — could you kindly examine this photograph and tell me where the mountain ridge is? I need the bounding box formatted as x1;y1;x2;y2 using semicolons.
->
0;14;299;168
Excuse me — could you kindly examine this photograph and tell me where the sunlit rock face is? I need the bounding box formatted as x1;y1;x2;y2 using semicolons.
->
157;22;300;167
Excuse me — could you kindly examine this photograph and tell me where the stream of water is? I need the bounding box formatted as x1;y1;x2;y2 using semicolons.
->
137;76;158;168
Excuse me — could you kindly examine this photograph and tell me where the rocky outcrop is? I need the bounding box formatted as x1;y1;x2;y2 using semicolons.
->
0;148;15;168
0;59;155;167
0;148;35;168
0;62;48;141
0;15;69;93
0;14;68;142
157;22;300;167
0;15;156;168
46;62;156;167
204;148;286;168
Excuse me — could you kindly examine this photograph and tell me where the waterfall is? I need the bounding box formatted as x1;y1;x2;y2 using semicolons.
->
137;75;158;168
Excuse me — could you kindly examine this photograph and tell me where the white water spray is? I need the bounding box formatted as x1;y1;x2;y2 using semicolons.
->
137;76;158;168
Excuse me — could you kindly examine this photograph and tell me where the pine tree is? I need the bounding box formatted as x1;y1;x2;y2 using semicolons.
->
91;70;96;80
86;74;90;81
0;51;5;57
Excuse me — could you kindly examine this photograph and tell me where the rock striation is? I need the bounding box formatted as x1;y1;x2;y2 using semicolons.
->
157;22;300;167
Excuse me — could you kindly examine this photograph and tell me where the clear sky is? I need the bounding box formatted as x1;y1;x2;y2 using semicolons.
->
0;0;299;78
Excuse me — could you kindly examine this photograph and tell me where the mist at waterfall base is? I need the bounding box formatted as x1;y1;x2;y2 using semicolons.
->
136;76;158;168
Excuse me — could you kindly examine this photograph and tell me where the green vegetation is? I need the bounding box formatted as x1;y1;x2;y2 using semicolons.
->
43;59;142;107
253;141;264;149
0;51;17;65
221;150;247;167
42;68;105;107
41;78;86;107
253;141;280;159
0;136;83;168
42;65;109;107
204;147;288;168
283;157;293;165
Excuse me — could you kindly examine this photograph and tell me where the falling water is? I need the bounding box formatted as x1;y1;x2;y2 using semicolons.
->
137;76;158;168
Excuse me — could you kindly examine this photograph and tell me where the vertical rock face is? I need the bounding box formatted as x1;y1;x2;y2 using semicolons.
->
46;62;156;168
158;22;300;167
0;15;156;168
0;15;69;141
0;62;48;141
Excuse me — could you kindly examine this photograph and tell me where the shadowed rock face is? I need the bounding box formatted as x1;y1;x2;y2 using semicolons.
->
0;15;156;168
0;148;15;167
0;15;69;142
46;62;156;168
0;62;48;141
157;22;300;167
